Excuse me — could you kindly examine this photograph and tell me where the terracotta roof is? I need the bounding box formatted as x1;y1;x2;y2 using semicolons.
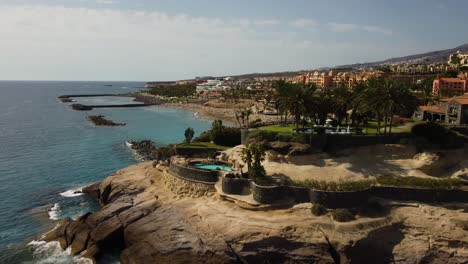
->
419;105;446;114
438;78;467;82
439;94;468;104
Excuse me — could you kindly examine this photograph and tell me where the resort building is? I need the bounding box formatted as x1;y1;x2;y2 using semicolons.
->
292;70;386;89
413;94;468;125
432;75;468;95
196;79;229;93
449;51;468;66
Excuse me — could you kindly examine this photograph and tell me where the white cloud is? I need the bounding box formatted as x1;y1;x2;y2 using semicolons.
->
0;5;398;81
96;0;117;4
254;19;281;26
289;18;318;28
328;22;392;35
0;5;319;80
328;22;358;32
363;25;393;35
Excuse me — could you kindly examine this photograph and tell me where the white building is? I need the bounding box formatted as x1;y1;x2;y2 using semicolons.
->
196;79;230;93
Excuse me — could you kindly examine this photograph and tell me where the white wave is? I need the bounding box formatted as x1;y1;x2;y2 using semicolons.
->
60;187;84;198
28;240;93;264
48;203;60;220
125;141;144;161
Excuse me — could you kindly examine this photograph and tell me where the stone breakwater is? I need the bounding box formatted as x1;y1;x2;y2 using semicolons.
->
42;162;468;263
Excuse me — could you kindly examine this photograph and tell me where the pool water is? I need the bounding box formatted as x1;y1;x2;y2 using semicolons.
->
193;163;232;172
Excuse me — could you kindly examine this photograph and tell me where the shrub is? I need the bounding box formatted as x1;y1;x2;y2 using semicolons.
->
411;122;461;147
215;127;241;146
275;133;293;142
291;134;307;143
247;130;279;142
311;204;327;216
184;127;195;143
193;131;211;142
376;176;462;189
294;179;375;192
332;209;355;222
210;120;224;143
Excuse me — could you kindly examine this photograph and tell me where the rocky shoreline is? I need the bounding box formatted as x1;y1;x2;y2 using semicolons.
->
87;115;126;126
41;162;468;263
127;140;174;161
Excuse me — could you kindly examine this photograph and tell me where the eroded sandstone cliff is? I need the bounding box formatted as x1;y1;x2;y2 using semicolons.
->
43;162;468;263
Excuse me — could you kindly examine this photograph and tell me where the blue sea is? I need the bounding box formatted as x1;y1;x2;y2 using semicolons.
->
0;81;212;263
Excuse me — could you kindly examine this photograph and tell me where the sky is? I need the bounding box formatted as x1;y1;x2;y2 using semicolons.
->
0;0;467;81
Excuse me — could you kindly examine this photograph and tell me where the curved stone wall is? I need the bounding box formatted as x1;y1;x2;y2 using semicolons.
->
221;177;251;195
169;161;219;184
251;183;286;204
248;183;468;206
372;186;468;203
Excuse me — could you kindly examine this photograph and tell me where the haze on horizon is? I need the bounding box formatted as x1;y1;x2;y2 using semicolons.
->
0;0;467;81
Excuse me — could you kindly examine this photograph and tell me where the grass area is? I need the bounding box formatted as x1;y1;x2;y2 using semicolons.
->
257;121;417;136
258;124;295;134
176;142;230;150
361;120;423;134
293;179;375;192
376;176;462;189
292;176;463;191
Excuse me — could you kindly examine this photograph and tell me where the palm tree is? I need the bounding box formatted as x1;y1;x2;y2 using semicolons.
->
362;78;387;134
331;86;351;125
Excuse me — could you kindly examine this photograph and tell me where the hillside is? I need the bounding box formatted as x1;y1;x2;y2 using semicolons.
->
336;43;468;69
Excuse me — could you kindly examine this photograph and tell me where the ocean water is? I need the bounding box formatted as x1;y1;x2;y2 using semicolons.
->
0;81;211;263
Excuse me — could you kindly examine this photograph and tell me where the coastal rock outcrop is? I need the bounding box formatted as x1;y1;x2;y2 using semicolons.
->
127;140;175;161
43;162;468;263
87;115;126;126
71;104;93;111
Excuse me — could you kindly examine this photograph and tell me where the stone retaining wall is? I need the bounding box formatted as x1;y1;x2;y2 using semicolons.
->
372;186;468;203
221;177;251;195
242;181;468;207
169;161;219;184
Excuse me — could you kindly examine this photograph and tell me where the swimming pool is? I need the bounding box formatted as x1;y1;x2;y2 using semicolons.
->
192;163;232;172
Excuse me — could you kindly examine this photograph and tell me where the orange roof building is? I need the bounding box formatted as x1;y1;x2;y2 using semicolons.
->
432;75;468;95
414;94;468;125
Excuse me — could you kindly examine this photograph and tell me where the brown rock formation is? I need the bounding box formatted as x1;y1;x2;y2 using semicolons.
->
43;162;468;263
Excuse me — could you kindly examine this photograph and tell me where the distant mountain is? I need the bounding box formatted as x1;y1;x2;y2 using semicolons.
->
336;43;468;69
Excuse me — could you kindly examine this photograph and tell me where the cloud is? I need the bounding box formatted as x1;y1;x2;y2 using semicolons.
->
254;19;281;26
328;22;358;32
363;25;393;35
0;5;398;81
289;18;318;28
328;22;392;35
0;5;320;80
96;0;117;4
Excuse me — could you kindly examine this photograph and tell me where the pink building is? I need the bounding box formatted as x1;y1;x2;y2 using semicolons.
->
432;75;468;95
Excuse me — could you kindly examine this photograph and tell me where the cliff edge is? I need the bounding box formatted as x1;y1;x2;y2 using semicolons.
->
42;162;468;263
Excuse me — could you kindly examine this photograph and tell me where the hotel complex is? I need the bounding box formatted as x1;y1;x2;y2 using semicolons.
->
432;75;468;95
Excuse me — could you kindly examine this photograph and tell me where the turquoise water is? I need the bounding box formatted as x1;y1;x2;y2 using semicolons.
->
0;81;211;263
193;163;232;172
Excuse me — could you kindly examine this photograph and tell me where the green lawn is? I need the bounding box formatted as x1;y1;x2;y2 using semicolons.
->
258;124;295;134
176;142;230;150
257;121;417;135
361;121;417;134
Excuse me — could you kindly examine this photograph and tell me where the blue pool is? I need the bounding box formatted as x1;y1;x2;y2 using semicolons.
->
192;163;232;172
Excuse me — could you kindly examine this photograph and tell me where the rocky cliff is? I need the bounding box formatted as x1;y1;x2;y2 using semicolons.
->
42;162;468;263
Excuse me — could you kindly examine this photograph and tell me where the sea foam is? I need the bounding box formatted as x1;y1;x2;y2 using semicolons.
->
28;240;93;264
59;187;84;198
48;203;60;220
